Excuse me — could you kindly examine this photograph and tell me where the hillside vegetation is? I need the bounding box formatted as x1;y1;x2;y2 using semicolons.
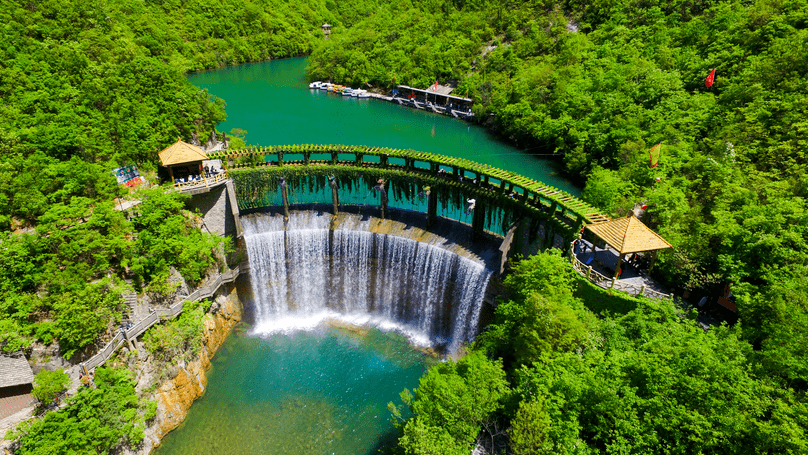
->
389;252;808;454
309;0;808;401
0;0;356;358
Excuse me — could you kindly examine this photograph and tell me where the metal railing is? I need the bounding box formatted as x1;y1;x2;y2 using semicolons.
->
81;267;240;371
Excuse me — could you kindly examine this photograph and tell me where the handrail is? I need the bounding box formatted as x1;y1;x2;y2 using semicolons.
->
207;144;610;225
81;267;241;371
570;253;671;301
173;173;228;191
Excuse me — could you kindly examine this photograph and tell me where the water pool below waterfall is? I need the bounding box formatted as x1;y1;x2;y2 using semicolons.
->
154;327;432;455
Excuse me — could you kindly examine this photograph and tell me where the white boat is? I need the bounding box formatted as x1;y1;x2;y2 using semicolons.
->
309;81;322;89
341;88;354;96
356;90;370;98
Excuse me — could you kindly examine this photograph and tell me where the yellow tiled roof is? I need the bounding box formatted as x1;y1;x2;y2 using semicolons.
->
158;139;207;166
585;214;672;254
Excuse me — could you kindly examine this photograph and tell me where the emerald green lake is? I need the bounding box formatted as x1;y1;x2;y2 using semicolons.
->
155;57;578;455
188;57;579;196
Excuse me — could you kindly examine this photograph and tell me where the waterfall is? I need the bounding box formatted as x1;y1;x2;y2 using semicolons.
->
242;212;492;353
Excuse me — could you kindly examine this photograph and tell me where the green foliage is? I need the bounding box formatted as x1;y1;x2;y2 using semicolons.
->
132;187;225;286
0;185;223;358
509;399;552;455
581;166;637;216
433;254;808;454
31;369;70;407
394;351;509;454
479;250;593;366
142;299;212;366
8;367;155;455
0;319;34;353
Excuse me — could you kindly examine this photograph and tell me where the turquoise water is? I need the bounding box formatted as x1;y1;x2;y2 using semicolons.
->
155;327;431;455
188;57;579;196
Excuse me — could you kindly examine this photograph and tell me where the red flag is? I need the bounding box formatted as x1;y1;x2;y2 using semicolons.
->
432;80;438;91
705;68;716;88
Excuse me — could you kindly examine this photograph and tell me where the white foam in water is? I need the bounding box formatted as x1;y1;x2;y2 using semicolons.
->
242;213;492;353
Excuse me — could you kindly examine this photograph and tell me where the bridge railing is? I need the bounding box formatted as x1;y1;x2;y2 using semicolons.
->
207;145;611;227
81;267;240;372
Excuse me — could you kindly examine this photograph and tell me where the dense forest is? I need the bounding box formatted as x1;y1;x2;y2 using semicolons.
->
1;0;807;453
308;2;808;451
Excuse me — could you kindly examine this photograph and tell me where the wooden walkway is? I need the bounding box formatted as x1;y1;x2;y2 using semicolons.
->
81;267;241;372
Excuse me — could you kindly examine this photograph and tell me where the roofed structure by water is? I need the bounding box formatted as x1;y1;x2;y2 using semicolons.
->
397;85;472;103
158;139;208;166
0;356;34;388
585;214;672;255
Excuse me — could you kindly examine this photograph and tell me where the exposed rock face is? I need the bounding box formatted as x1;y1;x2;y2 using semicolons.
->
132;284;243;454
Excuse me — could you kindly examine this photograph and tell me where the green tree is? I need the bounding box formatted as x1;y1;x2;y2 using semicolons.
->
394;351;509;454
509;399;552;455
31;368;70;408
9;367;155;455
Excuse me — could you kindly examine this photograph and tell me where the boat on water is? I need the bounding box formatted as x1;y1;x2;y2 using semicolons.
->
309;81;324;89
355;90;370;98
341;88;354;96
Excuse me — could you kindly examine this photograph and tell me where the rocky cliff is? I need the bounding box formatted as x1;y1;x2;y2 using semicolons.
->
131;284;243;454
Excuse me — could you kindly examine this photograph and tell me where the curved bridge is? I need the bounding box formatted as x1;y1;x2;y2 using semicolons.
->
208;145;610;247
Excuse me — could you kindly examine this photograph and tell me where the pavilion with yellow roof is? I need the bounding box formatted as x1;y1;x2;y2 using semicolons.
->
584;213;672;278
158;138;208;185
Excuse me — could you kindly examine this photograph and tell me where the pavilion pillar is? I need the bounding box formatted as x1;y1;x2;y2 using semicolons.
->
168;166;175;185
648;250;659;274
614;254;623;280
427;189;438;228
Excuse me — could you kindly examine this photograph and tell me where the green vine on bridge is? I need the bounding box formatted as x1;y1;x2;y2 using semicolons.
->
209;144;610;226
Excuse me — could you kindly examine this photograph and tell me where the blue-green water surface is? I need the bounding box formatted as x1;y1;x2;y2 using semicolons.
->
188;57;578;196
155;327;430;455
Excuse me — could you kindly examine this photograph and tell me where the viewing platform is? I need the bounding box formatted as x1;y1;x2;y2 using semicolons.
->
569;216;673;300
173;171;228;194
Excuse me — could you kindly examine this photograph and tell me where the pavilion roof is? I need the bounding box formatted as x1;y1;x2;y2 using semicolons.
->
0;356;34;388
585;214;672;255
158;139;207;166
